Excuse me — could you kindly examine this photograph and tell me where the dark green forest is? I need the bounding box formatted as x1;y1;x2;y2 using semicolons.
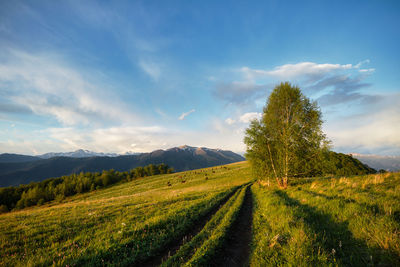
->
317;151;376;176
0;163;173;213
250;150;376;183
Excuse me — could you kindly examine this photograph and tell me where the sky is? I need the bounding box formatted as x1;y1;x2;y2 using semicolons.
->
0;0;399;156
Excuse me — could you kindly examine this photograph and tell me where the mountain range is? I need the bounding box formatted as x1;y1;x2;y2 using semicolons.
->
351;153;400;172
0;146;244;187
0;149;140;161
38;149;121;159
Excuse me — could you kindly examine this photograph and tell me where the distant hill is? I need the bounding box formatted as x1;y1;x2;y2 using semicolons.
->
0;153;40;163
0;146;244;187
351;153;400;172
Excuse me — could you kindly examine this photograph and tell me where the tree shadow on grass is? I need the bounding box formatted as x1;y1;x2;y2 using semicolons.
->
274;190;400;266
302;189;400;224
357;187;400;203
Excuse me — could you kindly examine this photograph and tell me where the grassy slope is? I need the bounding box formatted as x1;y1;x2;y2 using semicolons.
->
0;162;251;266
1;161;400;266
250;172;400;266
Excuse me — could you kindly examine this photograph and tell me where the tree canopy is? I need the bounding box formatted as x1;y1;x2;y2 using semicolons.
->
244;82;329;187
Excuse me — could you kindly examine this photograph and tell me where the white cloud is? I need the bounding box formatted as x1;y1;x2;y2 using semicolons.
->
239;112;262;123
211;60;400;155
0;122;247;155
0;125;170;154
224;112;261;125
217;60;376;107
359;68;375;73
178;109;195;120
241;62;353;81
324;93;400;155
0;49;137;126
225;118;235;125
46;126;168;153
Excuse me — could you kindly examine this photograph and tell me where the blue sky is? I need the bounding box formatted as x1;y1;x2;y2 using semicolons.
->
0;0;399;155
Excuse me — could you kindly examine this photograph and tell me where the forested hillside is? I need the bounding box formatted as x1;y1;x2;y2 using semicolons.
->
0;146;244;187
0;164;173;213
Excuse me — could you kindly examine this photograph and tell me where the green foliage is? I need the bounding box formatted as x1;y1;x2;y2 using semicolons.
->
244;82;375;186
0;164;174;211
316;151;376;176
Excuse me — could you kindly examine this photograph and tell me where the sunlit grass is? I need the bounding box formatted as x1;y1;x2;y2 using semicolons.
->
1;162;399;266
250;172;400;266
0;162;251;266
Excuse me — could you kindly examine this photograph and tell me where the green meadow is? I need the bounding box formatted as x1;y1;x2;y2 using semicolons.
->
1;162;400;266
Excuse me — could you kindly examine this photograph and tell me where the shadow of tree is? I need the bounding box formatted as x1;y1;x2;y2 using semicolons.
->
274;190;399;266
357;187;400;202
302;189;400;224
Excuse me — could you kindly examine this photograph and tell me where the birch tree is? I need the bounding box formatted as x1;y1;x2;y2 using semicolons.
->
244;82;328;188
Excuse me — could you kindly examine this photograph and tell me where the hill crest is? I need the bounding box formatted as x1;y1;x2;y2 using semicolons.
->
0;146;244;187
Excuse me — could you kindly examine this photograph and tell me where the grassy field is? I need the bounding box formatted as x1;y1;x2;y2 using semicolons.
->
251;172;400;266
0;163;251;266
1;161;400;266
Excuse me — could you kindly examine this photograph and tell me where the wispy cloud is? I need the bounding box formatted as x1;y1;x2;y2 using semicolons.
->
324;93;400;155
139;59;162;80
241;62;353;81
0;123;247;155
214;81;269;106
0;125;170;155
215;60;375;107
0;102;32;114
0;49;137;126
309;75;372;106
46;126;169;153
178;109;195;120
354;59;370;69
210;60;400;155
67;1;172;78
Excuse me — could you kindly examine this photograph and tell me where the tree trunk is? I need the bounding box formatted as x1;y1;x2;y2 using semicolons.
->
267;143;278;180
283;176;288;189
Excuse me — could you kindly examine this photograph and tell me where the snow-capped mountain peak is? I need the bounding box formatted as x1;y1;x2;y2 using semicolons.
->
38;149;119;159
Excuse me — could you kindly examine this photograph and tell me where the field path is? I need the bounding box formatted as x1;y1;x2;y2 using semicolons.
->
142;186;241;267
216;185;253;267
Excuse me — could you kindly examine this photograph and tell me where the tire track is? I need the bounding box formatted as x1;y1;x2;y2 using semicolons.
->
142;185;243;267
215;185;253;267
